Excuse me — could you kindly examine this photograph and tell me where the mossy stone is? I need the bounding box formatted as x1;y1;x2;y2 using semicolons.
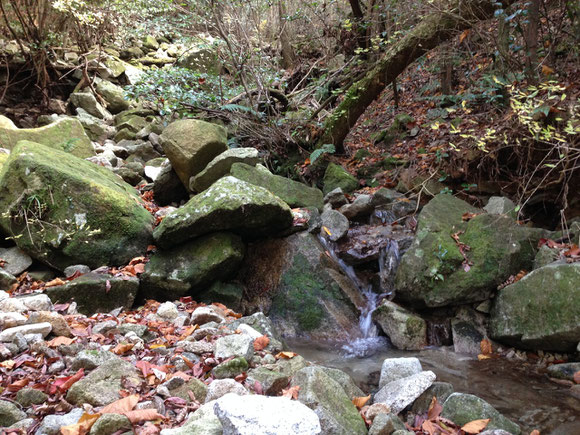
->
169;378;208;402
212;357;249;379
323;163;358;195
90;414;131;435
198;281;244;311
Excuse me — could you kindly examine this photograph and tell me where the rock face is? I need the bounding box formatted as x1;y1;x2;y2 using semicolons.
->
153;177;293;249
0;116;94;158
372;301;427;350
291;367;367;435
214;393;322;435
159;119;228;188
395;193;546;307
240;232;360;341
140;232;244;301
323;163;358;195
46;273;139;315
373;371;436;414
230;163;324;210
442;393;521;434
0;142;154;270
191;148;261;192
490;263;580;351
0;247;32;275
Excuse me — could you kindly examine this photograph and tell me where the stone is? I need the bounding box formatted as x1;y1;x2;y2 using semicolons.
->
373;371;436;414
144;158;166;181
378;357;423;389
0;142;153;271
215;334;254;360
190;148;260;192
19;293;52;311
66;358;141;406
0;312;27;328
161;402;222;435
71;349;120;370
323;163;358;195
451;319;484;355
157;301;179;320
291;366;366;435
69;92;110;120
64;264;91;277
214;392;322;435
16;387;48;406
247;367;289;395
320;210;349;242
375;198;418;220
410;382;454;414
317;366;364;399
160;119;228;188
0;270;16;290
96;80;130;114
89;414;131;435
177;340;215;355
153;160;188;206
230;163;324;210
373;301;427;350
153;177;293;249
6;418;34;432
323;188;348;208
191;306;225;325
169;378;208;402
198;282;243;312
339;195;373;220
205;379;249;402
0;116;94;158
0;322;52;342
274;355;310;377
143;35;159;50
441;393;521;434
46;273;139;315
35;408;84;435
365;403;391;421
484;196;517;219
0;399;27;427
490;263;580;351
0;296;25;312
368;413;406;435
140;233;245;301
546;362;580;381
27;311;72;337
0;247;32;275
371;188;404;208
213;357;249;379
395;193;547;307
533;244;560;269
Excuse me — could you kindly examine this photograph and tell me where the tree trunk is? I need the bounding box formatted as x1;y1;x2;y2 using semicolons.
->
524;0;540;84
317;0;515;153
278;0;295;69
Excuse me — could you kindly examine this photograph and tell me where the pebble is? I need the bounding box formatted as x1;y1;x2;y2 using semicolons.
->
0;322;52;342
0;312;28;328
191;306;225;325
157;302;179;320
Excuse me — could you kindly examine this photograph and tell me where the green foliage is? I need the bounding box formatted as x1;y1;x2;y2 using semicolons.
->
309;144;336;165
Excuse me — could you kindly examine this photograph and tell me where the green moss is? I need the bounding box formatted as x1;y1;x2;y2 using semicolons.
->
322;163;358;195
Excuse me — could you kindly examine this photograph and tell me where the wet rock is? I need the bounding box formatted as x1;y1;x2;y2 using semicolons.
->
378;357;423;389
324;188;348;208
215;393;321;434
0;270;16;290
373;301;427;350
191;306;225;325
369;412;406;435
213;357;249;379
67;358;141;406
215;334;254;360
484;196;517;219
0;142;153;271
0;115;94;158
160;119;227;188
373;371;436;414
490;263;580;351
441;393;521;434
64;264;90;277
274;355;310;377
291;366;366;434
153;177;293;248
410;382;454;414
0;322;52;342
16;388;48;407
205;379;249;402
320;210;349;241
323;163;358;195
230;163;324;210
140;232;244;301
546;362;580;381
0;247;32;275
0;399;27;427
76;109;112;141
153;160;188;206
35;408;84;435
247;367;289;395
339;194;373;220
89;413;131;435
46;273;139;315
533;245;560;269
198;282;243;312
191;147;260;192
451;319;484;355
371;188;404;208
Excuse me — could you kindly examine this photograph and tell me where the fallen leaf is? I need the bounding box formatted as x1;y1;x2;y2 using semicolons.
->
541;65;555;76
421;420;440;435
459;29;471;43
101;394;139;414
281;385;300;400
352;395;371;409
461;418;490;433
58;368;85;393
253;335;270;351
124;409;165;424
112;342;134;355
275;351;297;359
480;338;493;355
427;396;442;420
477;354;492;361
46;336;75;347
322;226;332;236
462;212;480;221
530;430;540;435
0;360;15;369
44;277;66;287
7;378;29;392
573;371;580;384
60;413;100;435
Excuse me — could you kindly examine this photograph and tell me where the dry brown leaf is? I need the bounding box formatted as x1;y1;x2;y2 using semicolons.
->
541;65;555;76
101;394;139;414
427;396;443;420
0;360;15;369
275;351;297;359
281;385;300;400
47;336;75;347
574;371;580;384
112;342;134;355
477;354;492;361
253;335;270;351
461;418;490;434
45;277;67;287
124;409;165;424
60;413;100;435
530;430;540;435
459;29;471;43
421;420;440;435
480;338;492;355
352;395;371;409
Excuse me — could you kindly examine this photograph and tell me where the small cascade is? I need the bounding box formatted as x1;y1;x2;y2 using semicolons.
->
370;209;397;225
378;238;400;298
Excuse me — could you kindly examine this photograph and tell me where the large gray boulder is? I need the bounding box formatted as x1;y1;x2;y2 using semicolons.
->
140;232;244;301
191;148;260;192
395;193;546;307
230;163;324;210
69;92;110;120
153;177;293;248
490;263;580;351
159;119;228;189
0;141;154;271
378;357;422;389
96;80;130;114
291;366;367;435
373;371;436;414
0;247;32;275
372;301;427;350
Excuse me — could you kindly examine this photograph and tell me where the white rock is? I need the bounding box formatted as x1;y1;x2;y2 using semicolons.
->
0;290;9;301
214;334;254;361
0;322;52;342
191;306;225;325
237;324;262;339
379;357;423;388
19;294;53;311
373;371;436;414
0;298;27;313
157;302;179;320
214;393;321;435
205;379;249;403
0;312;28;328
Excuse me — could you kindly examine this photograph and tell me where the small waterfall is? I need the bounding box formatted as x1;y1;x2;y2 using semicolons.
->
378;238;400;298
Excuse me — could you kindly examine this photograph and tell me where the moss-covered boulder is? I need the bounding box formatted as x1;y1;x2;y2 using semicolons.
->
323;163;358;195
0;116;94;158
140;232;245;301
395;194;546;307
159;119;228;189
46;273;139;315
96;80;130;114
239;232;360;341
441;393;520;434
153;176;293;249
372;300;427;350
0;141;154;270
291;366;367;435
231;163;324;210
490;263;580;351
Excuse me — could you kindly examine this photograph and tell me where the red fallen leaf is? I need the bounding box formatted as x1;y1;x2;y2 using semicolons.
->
58;368;85;393
7;378;29;392
179;296;193;303
480;338;493;355
253;380;263;395
281;385;300;400
275;351;297;359
530;431;540;435
133;263;146;274
129;256;146;265
564;245;580;257
235;372;247;383
147;245;157;252
462;418;490;433
421;419;441;435
253;335;270;351
427;396;442;420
